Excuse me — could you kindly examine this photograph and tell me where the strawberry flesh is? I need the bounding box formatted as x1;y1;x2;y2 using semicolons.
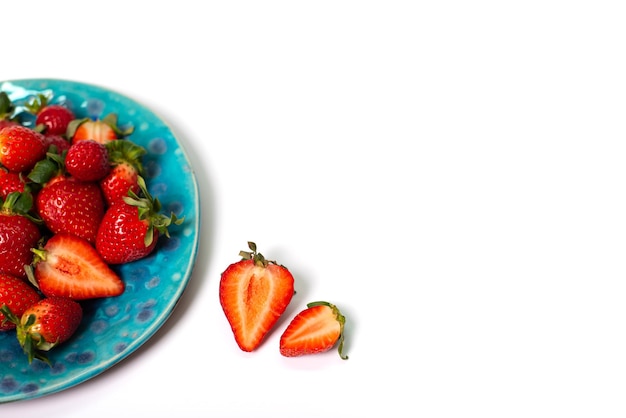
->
280;301;348;359
220;244;294;352
34;233;124;300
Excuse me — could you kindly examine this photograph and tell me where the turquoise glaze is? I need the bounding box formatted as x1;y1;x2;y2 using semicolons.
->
0;79;200;403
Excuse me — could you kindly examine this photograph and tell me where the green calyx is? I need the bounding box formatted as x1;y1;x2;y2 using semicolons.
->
0;304;52;366
105;138;147;174
123;176;183;247
238;241;286;269
307;301;349;360
1;191;42;224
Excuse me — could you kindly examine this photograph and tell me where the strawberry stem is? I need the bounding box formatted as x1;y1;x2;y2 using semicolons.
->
307;301;349;360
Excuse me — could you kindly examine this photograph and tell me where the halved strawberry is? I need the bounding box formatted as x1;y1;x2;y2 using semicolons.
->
67;113;134;145
27;233;125;300
219;242;295;352
279;301;348;359
0;296;82;364
0;272;42;331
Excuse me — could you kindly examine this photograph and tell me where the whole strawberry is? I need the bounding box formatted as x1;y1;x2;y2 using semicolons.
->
0;273;41;331
0;167;28;199
0;296;82;364
219;242;295;352
96;176;182;264
0;125;47;173
100;139;146;206
0;192;42;280
65;139;110;182
36;178;105;244
25;94;75;136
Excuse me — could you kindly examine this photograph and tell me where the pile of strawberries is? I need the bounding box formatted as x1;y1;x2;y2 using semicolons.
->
0;91;181;364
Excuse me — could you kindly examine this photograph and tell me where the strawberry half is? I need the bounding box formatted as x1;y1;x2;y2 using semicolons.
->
28;233;125;300
279;301;348;359
0;296;82;364
219;242;295;352
0;273;42;331
67;113;134;145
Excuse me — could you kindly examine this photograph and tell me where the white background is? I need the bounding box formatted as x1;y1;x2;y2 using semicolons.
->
2;1;626;417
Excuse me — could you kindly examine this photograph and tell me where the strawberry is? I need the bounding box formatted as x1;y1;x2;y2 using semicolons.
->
100;139;146;206
65;139;110;182
67;113;134;145
0;192;42;280
95;176;182;264
279;301;348;359
28;233;124;300
219;242;295;352
43;134;71;153
0;296;82;364
36;178;105;244
0;273;41;331
0;167;27;199
25;94;75;136
0;125;47;173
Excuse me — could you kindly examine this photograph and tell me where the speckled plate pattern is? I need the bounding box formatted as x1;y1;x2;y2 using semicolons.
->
0;79;200;403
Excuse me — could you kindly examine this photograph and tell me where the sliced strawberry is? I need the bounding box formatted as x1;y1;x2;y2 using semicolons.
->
0;272;42;331
219;242;295;352
28;233;124;300
0;296;82;364
279;301;348;359
68;113;134;145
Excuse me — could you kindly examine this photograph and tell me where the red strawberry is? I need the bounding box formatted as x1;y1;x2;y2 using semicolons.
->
279;301;348;359
100;139;146;206
0;273;42;331
43;134;71;153
65;139;110;182
28;233;124;300
25;94;75;136
96;176;182;264
0;167;27;198
0;125;47;173
36;178;105;244
0;192;42;280
219;242;295;352
68;113;133;145
0;296;82;364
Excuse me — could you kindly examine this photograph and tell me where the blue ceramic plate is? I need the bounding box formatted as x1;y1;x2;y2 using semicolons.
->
0;79;200;403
